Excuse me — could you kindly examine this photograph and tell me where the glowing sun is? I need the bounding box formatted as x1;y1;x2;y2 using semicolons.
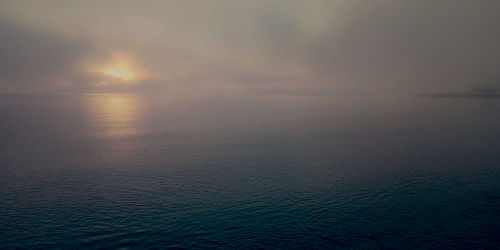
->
88;54;146;83
99;60;138;81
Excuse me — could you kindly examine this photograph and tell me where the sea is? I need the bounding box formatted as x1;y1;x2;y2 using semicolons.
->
1;94;499;249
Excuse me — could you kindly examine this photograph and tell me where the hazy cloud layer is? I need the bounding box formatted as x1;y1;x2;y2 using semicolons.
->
0;19;89;92
1;0;499;95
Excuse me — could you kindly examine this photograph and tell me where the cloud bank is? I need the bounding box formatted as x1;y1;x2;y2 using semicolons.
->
1;0;500;95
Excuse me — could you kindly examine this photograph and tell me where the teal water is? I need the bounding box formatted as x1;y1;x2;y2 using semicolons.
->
1;95;499;249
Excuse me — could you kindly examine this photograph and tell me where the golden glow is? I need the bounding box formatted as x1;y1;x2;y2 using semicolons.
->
87;54;147;84
86;94;140;138
99;60;138;81
84;94;141;163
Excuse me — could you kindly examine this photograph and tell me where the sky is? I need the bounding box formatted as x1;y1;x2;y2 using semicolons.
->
1;0;499;96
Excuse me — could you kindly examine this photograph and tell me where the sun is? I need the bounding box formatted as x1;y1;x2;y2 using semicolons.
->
87;54;146;83
99;60;138;81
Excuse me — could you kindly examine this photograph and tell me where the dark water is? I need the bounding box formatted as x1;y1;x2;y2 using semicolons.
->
1;94;499;249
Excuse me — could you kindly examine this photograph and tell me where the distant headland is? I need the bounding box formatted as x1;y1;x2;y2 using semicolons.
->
421;86;500;98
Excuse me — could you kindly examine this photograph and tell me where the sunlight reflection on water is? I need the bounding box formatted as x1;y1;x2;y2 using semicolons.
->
85;94;141;138
1;95;500;248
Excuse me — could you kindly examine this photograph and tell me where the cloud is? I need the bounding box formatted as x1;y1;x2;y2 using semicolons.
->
238;0;500;94
0;19;90;93
1;1;500;95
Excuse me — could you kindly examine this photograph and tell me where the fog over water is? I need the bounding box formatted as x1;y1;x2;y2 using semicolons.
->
1;0;500;249
1;0;500;95
1;95;500;248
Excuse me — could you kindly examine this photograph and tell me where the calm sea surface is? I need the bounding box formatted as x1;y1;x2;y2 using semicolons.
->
1;94;499;249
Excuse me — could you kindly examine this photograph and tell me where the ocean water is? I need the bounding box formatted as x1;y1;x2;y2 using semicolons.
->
0;94;499;249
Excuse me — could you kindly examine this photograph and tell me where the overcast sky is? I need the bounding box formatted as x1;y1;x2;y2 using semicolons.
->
1;0;499;96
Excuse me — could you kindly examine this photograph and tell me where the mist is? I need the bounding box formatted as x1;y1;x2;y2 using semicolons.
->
1;0;500;96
